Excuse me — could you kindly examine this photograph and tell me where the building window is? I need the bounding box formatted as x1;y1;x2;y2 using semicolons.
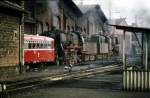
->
67;25;70;31
81;28;83;32
46;23;49;31
84;28;86;33
37;22;43;34
72;26;74;31
63;15;66;30
57;16;61;29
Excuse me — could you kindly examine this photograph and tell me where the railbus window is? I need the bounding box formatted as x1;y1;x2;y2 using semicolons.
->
32;42;36;49
47;43;51;48
39;42;42;49
35;41;38;49
46;43;48;48
41;43;43;49
37;43;40;49
43;42;45;48
28;42;32;49
44;42;47;48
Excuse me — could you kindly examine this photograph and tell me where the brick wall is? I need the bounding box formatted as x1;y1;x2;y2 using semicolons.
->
0;13;20;67
0;13;20;78
0;66;19;79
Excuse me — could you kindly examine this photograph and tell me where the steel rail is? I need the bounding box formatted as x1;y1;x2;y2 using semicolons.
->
6;64;121;92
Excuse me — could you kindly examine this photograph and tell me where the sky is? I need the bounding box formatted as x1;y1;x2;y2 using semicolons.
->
73;0;150;27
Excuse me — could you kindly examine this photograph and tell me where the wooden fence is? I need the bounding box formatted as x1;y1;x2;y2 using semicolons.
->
123;70;150;91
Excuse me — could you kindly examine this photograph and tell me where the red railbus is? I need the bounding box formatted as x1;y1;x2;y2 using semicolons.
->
24;34;55;64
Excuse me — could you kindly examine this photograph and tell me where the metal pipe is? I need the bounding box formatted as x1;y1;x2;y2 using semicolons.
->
19;1;24;74
0;84;2;92
19;19;22;74
19;15;24;74
145;33;148;70
142;33;144;68
123;30;126;70
123;30;126;90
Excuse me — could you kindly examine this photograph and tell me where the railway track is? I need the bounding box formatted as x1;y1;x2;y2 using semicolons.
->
4;64;121;93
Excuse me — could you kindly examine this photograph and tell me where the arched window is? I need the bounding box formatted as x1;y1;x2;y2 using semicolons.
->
115;38;119;44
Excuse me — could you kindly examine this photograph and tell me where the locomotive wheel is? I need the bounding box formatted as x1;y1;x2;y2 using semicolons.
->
55;56;60;66
25;65;30;72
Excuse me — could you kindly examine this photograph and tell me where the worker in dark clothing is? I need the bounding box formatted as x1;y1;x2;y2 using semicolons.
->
64;51;72;72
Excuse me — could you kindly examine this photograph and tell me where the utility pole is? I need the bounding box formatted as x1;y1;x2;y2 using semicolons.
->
108;0;112;19
80;0;83;5
135;15;138;26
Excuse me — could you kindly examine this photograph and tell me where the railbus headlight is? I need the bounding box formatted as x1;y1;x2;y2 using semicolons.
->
3;84;6;90
0;83;6;92
0;84;2;92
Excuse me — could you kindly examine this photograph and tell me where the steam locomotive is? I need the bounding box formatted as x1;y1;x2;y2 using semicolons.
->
23;31;112;67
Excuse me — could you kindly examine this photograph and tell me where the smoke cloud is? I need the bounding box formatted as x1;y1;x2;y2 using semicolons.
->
48;0;59;15
112;0;150;27
133;1;150;27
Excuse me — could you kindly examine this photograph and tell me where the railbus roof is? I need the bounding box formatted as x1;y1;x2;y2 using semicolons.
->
24;34;54;42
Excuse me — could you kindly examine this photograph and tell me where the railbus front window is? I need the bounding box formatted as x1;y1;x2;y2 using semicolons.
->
24;41;28;49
